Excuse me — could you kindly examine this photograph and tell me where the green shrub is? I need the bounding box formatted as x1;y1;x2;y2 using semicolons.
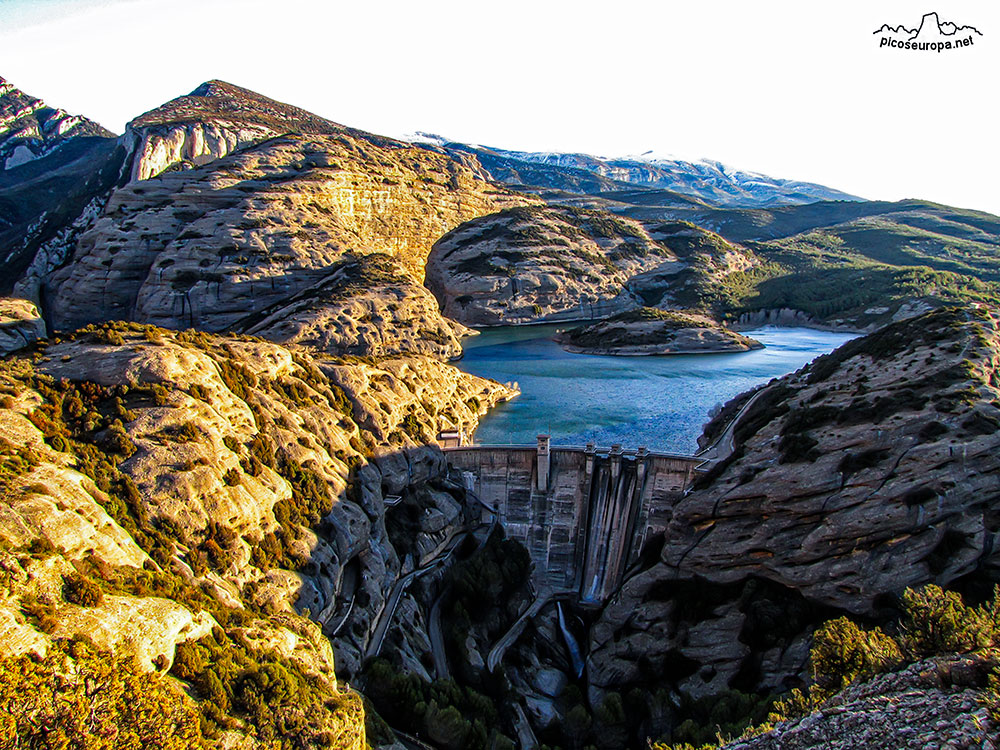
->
900;584;995;657
984;668;1000;722
0;638;206;749
63;575;104;607
810;617;901;693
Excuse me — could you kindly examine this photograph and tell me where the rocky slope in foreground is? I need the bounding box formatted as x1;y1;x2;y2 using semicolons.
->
0;322;516;747
556;308;762;355
588;306;1000;702
720;653;994;750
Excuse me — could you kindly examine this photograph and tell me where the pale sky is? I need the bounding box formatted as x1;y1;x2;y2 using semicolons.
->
1;0;998;214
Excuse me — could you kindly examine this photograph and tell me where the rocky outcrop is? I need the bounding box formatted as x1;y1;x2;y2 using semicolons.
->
425;205;664;325
0;298;45;354
589;306;1000;698
0;402;213;671
123;80;350;182
238;254;471;359
722;653;996;750
19;127;524;332
426;209;757;326
0;321;517;745
556;308;762;355
11;324;512;670
0;75;113;171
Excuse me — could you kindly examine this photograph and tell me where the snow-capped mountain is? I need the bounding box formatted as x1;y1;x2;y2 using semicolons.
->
404;135;863;208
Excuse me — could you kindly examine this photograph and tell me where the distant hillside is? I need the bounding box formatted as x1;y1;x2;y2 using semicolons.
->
488;188;1000;329
0;76;114;171
408;135;861;208
0;76;120;288
710;202;1000;328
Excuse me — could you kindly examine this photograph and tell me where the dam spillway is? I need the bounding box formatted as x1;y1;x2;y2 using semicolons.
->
445;438;706;603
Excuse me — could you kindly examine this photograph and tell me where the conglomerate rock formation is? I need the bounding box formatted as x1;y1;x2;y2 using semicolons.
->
588;307;1000;702
0;323;515;747
19;129;526;333
426;207;757;326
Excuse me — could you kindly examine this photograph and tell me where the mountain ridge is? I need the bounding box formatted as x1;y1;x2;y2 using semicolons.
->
401;133;863;208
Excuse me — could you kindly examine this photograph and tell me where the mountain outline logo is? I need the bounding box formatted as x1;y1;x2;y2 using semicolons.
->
875;11;982;51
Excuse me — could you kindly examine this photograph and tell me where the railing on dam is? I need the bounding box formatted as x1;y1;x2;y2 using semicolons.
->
443;436;705;604
444;443;708;462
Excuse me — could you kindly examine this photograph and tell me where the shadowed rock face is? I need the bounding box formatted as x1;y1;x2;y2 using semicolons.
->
0;77;119;291
588;307;1000;697
0;298;45;354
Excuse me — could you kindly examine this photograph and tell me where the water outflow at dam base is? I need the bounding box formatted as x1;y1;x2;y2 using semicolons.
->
445;437;706;604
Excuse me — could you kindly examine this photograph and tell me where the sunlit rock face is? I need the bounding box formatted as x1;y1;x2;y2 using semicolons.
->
18;81;527;336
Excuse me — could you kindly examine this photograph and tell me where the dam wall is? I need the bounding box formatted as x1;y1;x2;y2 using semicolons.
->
445;440;705;602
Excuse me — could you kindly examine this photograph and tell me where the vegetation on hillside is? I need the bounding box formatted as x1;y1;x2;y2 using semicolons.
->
0;322;373;748
0;638;207;750
698;210;1000;325
651;584;1000;749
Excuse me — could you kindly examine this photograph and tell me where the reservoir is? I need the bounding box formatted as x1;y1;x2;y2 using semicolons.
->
454;325;857;453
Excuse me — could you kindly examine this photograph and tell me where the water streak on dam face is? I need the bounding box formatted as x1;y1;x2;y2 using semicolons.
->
445;439;704;603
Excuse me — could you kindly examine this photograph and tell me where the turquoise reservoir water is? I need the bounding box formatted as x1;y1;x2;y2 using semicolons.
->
454;325;857;453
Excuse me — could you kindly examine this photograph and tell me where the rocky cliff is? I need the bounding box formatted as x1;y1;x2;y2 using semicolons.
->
0;322;516;747
19;129;525;335
588;306;1000;702
123;79;351;182
14;81;528;347
0;76;119;291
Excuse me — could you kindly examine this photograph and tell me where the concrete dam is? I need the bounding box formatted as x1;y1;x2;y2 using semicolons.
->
445;437;706;603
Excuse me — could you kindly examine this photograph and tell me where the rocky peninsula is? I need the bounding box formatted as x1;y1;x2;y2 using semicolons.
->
554;307;763;355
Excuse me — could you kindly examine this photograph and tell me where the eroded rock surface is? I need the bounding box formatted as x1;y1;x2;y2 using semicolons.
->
556;308;762;355
239;254;471;359
589;307;1000;698
0;297;46;354
426;208;756;326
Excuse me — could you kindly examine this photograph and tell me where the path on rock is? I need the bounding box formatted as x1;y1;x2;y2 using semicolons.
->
486;588;551;673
